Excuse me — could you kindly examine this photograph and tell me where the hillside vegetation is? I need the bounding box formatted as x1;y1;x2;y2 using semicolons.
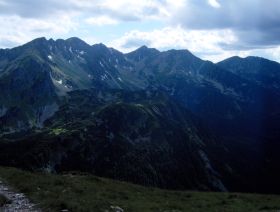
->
0;167;280;212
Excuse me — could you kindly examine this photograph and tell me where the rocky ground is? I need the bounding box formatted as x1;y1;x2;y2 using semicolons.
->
0;179;40;212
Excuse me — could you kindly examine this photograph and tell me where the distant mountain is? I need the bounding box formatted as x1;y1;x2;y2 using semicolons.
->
0;38;280;193
0;50;58;132
125;46;280;138
0;37;135;133
217;56;280;91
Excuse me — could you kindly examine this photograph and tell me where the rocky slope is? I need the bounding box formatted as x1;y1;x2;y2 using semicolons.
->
0;179;40;211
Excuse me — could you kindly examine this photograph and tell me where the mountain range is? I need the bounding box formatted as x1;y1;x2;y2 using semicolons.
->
0;37;280;194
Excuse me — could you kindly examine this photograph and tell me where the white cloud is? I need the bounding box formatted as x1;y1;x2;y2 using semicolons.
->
0;0;279;63
85;16;118;26
96;0;170;20
109;26;280;62
208;0;221;8
110;26;239;61
270;47;280;60
0;0;172;48
0;15;77;48
171;0;280;50
67;0;170;21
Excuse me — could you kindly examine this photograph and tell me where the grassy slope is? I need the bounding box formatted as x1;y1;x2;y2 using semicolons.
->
0;167;280;212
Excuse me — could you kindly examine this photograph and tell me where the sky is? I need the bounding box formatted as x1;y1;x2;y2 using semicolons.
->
0;0;280;62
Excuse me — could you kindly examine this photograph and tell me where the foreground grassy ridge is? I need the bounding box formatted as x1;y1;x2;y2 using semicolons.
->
0;167;280;212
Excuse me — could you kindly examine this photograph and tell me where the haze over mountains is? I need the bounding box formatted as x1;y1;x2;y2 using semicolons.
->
0;37;280;194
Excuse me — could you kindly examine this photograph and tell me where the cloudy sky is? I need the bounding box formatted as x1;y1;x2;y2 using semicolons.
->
0;0;280;62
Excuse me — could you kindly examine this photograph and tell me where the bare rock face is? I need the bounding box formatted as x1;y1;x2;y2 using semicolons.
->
109;205;124;212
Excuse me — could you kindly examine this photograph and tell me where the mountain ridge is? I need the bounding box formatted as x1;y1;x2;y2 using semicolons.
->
0;37;280;193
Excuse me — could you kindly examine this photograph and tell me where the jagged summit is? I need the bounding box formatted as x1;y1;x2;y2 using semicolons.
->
91;43;111;53
29;37;47;43
92;43;107;48
130;45;160;53
66;37;85;43
126;45;160;62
